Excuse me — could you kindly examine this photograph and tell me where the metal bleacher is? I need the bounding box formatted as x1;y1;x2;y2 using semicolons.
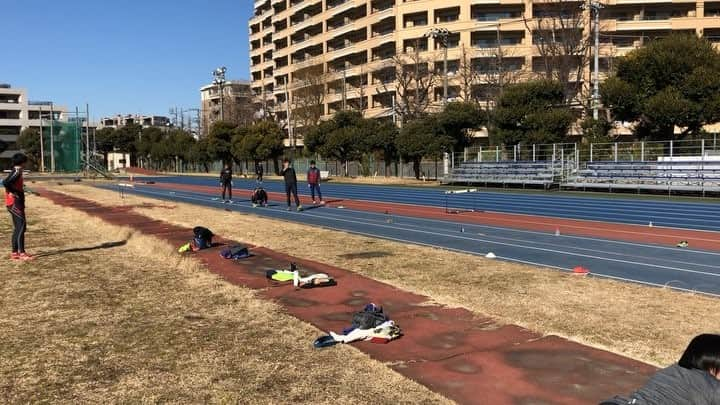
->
564;160;720;194
444;161;561;189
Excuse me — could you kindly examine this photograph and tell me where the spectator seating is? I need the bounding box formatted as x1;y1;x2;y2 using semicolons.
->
444;161;560;189
564;161;720;193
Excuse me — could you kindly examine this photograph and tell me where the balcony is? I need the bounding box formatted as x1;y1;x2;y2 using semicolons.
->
327;0;357;17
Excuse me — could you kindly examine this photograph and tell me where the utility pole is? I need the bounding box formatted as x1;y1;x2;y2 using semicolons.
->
85;103;90;172
583;0;603;120
50;102;55;173
496;24;504;92
39;105;45;172
284;80;295;157
213;66;227;122
342;68;347;110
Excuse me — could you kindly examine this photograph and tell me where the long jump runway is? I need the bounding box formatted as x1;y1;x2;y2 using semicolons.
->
104;177;720;296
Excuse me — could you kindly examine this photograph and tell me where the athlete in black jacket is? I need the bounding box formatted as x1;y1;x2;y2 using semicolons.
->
281;159;302;211
220;164;233;203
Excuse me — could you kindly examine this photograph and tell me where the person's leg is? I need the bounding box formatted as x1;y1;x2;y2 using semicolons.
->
285;183;292;207
9;208;25;254
292;183;301;207
8;209;19;254
317;184;323;202
310;184;316;202
221;183;227;200
17;213;25;254
228;183;232;201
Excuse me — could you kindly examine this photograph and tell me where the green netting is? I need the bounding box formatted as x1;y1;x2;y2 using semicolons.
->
42;121;82;172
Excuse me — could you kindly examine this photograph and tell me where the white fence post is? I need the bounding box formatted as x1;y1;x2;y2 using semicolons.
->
552;144;557;162
670;141;673;158
575;143;579;170
641;142;645;161
614;143;618;162
590;143;593;162
451;152;455;169
513;145;517;162
496;146;499;162
532;144;536;162
702;139;705;157
479;146;483;162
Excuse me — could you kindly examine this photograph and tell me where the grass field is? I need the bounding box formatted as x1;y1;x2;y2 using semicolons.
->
41;183;720;367
0;194;449;404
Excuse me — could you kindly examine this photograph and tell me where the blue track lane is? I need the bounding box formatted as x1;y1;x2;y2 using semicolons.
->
144;176;720;231
103;179;720;297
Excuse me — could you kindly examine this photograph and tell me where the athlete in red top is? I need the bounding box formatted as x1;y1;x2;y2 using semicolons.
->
3;153;32;261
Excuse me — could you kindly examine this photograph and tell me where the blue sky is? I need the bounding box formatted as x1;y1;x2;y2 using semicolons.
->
0;0;252;120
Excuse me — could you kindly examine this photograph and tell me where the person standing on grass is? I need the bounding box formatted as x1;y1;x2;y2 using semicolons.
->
220;164;233;203
255;161;264;183
281;158;302;212
307;160;324;205
4;153;32;261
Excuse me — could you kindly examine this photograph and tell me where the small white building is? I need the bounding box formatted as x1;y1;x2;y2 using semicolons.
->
107;152;130;171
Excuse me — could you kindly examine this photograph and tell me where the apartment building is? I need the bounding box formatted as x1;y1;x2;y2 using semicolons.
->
99;114;171;129
200;80;254;136
249;0;720;136
0;84;67;163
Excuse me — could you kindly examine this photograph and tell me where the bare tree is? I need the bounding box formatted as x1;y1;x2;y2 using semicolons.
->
379;45;440;122
525;0;592;107
290;64;327;128
457;45;480;103
457;43;526;109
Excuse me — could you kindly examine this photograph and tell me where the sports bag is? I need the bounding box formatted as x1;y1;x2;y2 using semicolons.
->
351;304;389;330
220;245;250;260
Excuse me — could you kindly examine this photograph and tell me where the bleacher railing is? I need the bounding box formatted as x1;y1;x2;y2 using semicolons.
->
448;138;720;190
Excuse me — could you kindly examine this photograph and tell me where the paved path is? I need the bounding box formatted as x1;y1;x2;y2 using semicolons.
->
40;188;656;404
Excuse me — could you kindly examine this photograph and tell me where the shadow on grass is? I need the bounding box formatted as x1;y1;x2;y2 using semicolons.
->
35;241;128;258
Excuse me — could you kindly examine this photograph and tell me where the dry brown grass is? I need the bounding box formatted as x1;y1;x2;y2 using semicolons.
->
42;184;720;367
0;193;449;404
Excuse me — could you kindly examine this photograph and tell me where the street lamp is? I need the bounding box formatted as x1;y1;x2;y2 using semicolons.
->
212;66;227;121
425;27;452;104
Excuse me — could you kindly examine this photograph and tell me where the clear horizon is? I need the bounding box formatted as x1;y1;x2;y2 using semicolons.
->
1;0;253;121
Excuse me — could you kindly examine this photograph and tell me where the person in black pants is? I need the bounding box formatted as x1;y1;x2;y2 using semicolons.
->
3;153;33;261
255;161;264;183
281;158;302;211
220;164;233;203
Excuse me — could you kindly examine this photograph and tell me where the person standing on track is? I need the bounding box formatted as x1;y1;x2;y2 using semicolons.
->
281;158;302;212
4;153;33;261
307;160;324;205
255;161;264;183
220;164;233;203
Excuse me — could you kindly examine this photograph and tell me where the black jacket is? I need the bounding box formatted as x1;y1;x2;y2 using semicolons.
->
281;166;297;185
220;168;232;184
629;364;720;405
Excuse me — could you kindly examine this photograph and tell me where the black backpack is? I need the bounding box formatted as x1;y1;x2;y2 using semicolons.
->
192;227;213;249
351;305;389;330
